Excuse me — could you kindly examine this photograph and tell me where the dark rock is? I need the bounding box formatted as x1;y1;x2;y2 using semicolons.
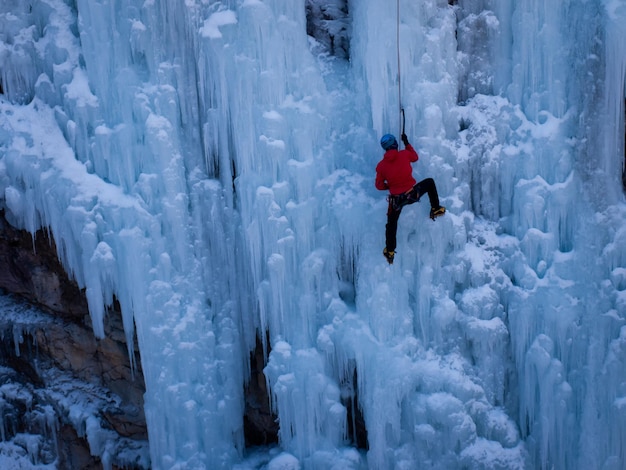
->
0;210;88;320
0;210;147;466
244;335;279;446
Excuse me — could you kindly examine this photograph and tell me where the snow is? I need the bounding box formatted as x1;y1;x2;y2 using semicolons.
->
1;0;626;469
200;10;238;39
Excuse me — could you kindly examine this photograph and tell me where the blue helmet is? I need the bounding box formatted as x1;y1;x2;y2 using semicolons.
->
380;134;398;150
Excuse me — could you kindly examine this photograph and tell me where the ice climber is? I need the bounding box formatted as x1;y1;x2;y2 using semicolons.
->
375;133;446;265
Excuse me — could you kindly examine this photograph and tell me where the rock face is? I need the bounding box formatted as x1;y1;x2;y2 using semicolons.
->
0;214;88;318
0;211;148;468
305;0;351;59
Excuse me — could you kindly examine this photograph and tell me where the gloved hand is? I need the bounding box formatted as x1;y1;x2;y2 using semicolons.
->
401;133;409;146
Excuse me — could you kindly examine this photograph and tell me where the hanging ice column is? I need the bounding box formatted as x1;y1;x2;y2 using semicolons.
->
2;0;251;467
456;1;626;469
599;0;626;203
580;4;626;469
74;1;260;467
198;0;352;463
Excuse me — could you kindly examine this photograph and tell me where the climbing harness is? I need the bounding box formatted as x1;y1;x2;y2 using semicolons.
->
388;186;421;212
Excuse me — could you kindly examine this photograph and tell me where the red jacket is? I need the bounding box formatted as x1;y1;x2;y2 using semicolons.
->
375;144;419;195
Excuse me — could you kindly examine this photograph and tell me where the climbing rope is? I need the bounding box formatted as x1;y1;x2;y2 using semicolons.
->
396;0;405;137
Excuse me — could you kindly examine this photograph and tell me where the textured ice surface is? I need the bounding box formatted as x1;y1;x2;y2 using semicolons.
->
0;0;625;468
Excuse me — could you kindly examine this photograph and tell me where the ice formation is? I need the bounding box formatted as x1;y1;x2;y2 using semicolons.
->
0;0;625;468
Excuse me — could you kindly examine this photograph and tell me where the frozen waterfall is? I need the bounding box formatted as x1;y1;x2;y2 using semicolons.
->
1;0;625;468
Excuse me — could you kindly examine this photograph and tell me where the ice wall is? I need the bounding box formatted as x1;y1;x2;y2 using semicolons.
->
455;1;626;469
1;0;626;469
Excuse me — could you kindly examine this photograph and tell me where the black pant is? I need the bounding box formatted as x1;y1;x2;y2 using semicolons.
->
385;178;440;252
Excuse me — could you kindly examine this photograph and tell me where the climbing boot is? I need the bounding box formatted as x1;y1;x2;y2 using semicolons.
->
430;206;446;221
383;248;395;265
